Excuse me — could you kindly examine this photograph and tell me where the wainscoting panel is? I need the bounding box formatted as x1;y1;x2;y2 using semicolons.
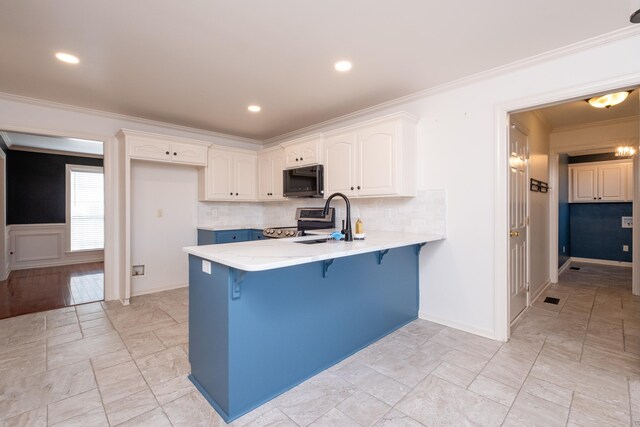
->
8;224;104;270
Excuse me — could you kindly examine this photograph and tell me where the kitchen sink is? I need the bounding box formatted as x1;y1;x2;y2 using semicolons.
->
294;238;329;245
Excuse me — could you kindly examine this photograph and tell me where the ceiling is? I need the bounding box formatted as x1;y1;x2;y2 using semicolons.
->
0;1;636;141
537;90;639;129
1;131;103;156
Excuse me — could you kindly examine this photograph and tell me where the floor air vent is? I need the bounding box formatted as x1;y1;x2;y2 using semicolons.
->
543;297;560;305
569;266;580;270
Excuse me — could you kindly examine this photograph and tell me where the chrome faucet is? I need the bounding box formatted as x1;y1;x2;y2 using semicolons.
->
322;193;353;242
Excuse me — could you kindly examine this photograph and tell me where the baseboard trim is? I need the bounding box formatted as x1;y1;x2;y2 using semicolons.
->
570;257;632;267
131;283;187;297
530;280;552;304
558;259;572;276
418;311;499;341
10;257;104;271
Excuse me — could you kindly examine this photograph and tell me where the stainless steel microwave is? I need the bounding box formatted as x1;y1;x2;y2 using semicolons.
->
283;165;324;198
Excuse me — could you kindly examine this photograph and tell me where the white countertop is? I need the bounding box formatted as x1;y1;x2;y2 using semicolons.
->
183;231;444;271
197;225;273;231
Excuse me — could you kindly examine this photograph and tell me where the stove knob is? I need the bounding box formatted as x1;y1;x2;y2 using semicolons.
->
286;230;294;236
276;230;283;235
266;229;273;235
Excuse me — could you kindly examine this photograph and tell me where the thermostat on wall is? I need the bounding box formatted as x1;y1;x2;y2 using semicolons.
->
622;216;633;228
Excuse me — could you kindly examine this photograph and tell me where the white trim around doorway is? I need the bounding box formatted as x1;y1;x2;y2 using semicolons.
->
0;124;119;302
494;73;640;342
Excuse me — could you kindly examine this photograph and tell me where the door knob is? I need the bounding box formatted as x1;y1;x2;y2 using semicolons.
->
509;231;519;237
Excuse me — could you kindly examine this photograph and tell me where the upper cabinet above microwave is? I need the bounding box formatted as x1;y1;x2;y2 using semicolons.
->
281;134;323;168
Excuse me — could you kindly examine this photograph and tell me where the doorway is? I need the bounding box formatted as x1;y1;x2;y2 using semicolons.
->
0;131;106;318
507;87;639;329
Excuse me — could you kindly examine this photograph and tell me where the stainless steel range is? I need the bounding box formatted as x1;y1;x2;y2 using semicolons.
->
262;207;335;239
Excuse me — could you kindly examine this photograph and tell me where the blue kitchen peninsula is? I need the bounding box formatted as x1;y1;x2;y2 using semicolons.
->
182;231;444;423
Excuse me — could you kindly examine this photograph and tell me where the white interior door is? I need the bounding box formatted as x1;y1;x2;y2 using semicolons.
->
508;124;528;322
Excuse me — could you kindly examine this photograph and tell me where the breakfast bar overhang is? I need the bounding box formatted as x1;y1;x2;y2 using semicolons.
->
183;231;444;423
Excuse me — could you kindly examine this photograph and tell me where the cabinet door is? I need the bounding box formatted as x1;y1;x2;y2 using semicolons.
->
170;142;207;166
271;150;286;198
206;150;234;200
298;141;319;166
257;154;273;200
324;134;357;196
284;146;301;168
129;137;171;162
234;154;257;200
357;122;398;196
571;166;597;202
599;164;625;201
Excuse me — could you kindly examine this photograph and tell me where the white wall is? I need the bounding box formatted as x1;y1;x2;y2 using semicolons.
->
130;161;198;296
512;111;551;299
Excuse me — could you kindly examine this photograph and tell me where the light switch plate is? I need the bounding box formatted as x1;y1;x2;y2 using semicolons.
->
202;260;211;274
622;216;633;228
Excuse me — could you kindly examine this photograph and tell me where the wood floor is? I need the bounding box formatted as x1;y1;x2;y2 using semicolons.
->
0;262;104;319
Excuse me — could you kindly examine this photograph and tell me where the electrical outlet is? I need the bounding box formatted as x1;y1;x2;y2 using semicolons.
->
562;246;566;253
202;260;212;274
132;265;145;276
623;245;629;252
157;208;164;218
211;208;218;217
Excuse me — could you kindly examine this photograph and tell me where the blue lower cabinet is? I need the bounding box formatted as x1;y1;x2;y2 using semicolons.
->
197;229;264;245
187;244;421;422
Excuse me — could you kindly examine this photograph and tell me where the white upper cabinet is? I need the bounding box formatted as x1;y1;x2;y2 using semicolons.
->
324;134;358;196
323;113;417;198
258;147;286;201
569;160;631;203
282;135;323;168
123;130;208;166
198;147;257;201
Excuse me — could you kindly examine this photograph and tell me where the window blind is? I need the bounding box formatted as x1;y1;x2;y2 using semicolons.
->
70;169;104;251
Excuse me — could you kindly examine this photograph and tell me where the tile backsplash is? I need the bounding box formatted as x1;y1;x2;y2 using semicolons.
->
198;189;446;235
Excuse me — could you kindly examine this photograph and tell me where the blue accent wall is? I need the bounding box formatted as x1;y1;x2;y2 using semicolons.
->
570;203;632;262
558;154;570;268
6;149;103;225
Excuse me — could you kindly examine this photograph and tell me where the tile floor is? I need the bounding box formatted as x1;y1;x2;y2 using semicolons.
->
0;262;638;426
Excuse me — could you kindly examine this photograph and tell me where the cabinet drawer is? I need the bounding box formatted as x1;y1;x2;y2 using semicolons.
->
215;230;251;244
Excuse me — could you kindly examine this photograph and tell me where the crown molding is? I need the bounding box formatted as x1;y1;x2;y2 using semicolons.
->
0;131;12;147
264;25;640;144
551;115;639;133
531;110;552;132
0;92;263;146
8;145;103;159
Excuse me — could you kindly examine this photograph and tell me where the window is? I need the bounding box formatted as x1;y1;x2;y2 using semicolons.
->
66;165;104;251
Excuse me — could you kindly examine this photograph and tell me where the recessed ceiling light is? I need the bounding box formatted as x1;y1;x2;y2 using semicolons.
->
334;60;352;72
55;52;80;64
248;105;261;113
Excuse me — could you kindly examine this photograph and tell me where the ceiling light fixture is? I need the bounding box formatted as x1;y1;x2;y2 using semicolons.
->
247;105;261;113
586;91;630;109
334;60;352;72
631;8;640;23
55;52;80;64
